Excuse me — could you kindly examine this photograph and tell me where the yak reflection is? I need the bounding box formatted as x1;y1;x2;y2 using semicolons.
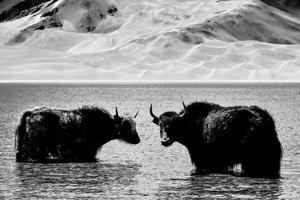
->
13;162;141;199
157;174;283;199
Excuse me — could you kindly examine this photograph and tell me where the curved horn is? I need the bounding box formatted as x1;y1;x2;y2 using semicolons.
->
182;101;187;110
115;107;120;118
180;102;187;117
150;104;158;120
134;110;139;118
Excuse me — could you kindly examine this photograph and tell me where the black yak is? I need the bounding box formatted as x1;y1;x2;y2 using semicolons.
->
150;102;283;178
15;106;140;162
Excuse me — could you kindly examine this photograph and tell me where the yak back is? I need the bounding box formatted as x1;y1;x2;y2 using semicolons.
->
55;106;118;148
179;102;278;146
180;102;222;120
72;106;117;137
202;105;278;146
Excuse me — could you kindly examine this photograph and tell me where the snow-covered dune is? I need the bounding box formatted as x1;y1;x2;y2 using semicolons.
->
0;0;300;81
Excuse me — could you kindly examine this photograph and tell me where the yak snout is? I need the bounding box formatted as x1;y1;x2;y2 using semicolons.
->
122;130;140;144
131;131;141;144
161;138;172;146
160;130;172;146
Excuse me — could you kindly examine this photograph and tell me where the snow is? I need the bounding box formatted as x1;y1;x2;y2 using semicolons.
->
0;0;300;82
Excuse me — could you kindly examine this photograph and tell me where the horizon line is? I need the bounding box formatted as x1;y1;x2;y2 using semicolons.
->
0;80;300;85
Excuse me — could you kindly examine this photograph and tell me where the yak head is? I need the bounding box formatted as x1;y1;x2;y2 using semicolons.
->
150;103;187;147
114;108;140;145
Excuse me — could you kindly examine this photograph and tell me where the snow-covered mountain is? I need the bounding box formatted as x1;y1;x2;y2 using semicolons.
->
0;0;300;81
0;0;118;44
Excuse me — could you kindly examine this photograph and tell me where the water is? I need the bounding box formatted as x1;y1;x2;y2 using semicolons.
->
0;83;299;199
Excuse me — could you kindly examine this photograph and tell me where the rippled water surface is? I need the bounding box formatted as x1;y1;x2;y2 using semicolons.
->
0;83;299;199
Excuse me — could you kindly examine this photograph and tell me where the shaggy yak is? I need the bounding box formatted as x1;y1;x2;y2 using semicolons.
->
15;106;140;162
150;102;283;178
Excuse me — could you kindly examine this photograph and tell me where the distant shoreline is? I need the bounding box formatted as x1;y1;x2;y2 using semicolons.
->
0;81;299;86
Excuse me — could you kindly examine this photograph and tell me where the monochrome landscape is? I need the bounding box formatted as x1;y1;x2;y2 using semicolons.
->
0;0;300;81
0;0;300;199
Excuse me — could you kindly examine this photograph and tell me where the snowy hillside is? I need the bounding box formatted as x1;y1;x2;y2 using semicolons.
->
0;0;300;81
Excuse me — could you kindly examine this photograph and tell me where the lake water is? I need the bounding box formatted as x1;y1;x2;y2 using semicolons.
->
0;83;299;199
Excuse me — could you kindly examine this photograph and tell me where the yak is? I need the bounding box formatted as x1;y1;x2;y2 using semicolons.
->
15;106;140;162
150;102;283;178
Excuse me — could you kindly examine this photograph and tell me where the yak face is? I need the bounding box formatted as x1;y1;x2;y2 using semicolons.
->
114;109;140;145
158;112;181;146
150;104;182;146
120;115;140;144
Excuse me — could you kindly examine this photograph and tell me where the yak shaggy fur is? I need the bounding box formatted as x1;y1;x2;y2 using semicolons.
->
15;106;140;163
155;102;283;178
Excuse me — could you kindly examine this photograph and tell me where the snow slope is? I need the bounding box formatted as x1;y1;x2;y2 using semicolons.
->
0;0;300;81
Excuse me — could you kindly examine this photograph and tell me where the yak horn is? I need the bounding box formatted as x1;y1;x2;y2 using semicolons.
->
150;104;158;120
134;110;139;118
115;107;120;118
180;101;187;117
182;101;187;110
